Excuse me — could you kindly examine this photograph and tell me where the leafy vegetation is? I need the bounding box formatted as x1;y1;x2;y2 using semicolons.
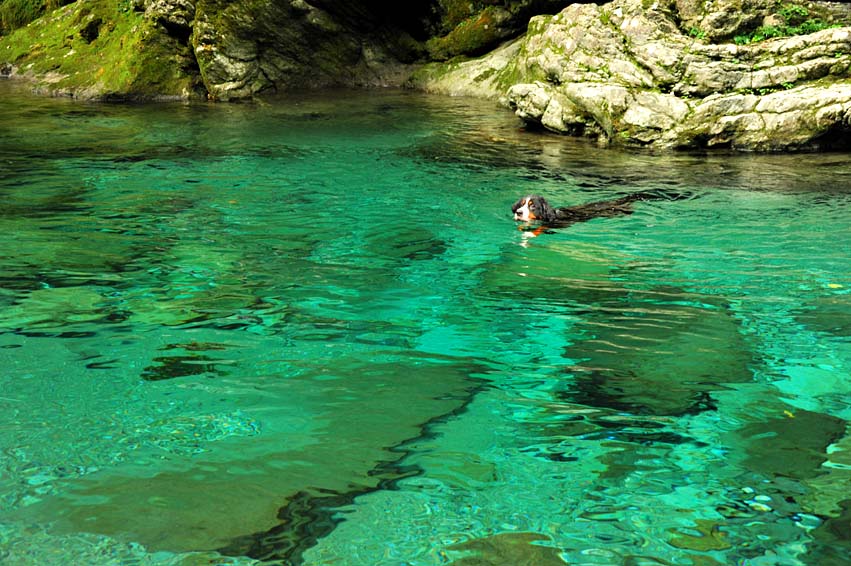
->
688;26;706;40
734;3;839;45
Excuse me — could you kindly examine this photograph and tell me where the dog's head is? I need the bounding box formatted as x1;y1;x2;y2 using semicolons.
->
512;195;557;222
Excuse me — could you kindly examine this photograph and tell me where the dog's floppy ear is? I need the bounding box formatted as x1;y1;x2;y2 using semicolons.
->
530;196;557;222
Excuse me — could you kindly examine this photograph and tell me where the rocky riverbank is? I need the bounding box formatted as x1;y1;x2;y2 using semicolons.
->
414;0;851;150
2;0;851;150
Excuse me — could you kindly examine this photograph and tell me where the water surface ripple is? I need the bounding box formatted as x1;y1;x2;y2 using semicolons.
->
1;80;850;566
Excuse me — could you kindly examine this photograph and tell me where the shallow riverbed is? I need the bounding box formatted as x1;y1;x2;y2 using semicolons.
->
1;79;850;565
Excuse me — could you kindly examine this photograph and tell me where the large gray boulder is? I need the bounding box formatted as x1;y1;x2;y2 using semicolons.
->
414;0;851;150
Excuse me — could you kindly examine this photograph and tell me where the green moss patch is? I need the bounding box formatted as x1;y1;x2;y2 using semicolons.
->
0;0;202;99
426;6;506;61
0;0;67;35
437;0;479;32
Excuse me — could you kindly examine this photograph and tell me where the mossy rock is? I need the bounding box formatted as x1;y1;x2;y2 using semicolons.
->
427;6;509;61
0;0;203;99
427;0;573;61
0;0;71;35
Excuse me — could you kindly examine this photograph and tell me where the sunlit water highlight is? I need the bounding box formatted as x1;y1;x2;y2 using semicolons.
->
1;79;850;565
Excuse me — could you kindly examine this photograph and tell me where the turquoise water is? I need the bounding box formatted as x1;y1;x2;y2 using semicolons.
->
1;78;850;565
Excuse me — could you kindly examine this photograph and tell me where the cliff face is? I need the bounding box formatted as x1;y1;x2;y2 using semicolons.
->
0;0;427;100
189;0;417;100
0;0;571;100
2;0;851;150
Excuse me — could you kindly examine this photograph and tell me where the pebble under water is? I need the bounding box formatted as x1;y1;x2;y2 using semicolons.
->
1;80;851;565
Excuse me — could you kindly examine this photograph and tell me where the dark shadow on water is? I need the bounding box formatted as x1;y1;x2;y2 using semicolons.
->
362;225;448;262
736;410;846;481
0;185;94;219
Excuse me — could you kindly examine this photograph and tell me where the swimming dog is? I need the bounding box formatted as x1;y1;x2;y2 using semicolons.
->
512;191;687;235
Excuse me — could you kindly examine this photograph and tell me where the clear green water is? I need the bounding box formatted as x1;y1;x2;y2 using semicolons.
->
1;79;850;565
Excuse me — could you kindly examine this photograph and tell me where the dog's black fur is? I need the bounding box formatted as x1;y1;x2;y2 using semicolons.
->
512;190;688;230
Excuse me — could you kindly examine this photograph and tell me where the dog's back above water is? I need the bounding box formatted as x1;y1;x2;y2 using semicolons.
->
512;190;690;231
